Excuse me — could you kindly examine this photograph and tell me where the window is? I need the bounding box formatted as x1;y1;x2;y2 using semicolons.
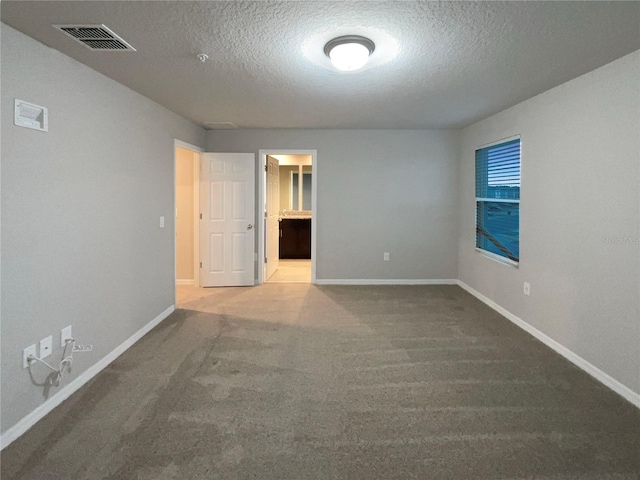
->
475;138;521;264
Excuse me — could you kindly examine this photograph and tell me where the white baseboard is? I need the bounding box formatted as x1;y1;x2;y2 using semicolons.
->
315;279;458;286
456;280;640;409
176;279;194;286
0;305;175;450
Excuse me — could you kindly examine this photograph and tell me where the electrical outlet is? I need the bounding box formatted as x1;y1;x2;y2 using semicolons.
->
384;252;390;261
61;325;72;348
524;282;531;296
23;344;36;368
40;335;53;359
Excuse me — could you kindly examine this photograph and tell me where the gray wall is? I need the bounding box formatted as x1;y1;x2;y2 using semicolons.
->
208;129;459;281
1;26;206;433
457;51;640;395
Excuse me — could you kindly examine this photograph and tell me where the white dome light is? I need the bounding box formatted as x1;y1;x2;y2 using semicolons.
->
324;36;375;72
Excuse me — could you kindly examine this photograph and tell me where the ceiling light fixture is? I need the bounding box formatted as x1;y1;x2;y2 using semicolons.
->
324;35;375;72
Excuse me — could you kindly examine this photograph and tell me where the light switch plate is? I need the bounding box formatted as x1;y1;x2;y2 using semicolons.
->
383;252;390;261
159;216;165;228
40;335;53;359
524;282;531;296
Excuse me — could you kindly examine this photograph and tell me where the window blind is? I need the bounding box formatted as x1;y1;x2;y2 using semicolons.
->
475;138;521;262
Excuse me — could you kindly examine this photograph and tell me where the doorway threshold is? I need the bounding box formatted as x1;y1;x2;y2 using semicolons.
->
266;260;311;283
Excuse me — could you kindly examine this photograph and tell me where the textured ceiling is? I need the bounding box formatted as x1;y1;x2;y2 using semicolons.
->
2;1;639;129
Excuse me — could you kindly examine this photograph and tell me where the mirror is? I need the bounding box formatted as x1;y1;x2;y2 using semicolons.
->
279;165;312;213
291;172;312;210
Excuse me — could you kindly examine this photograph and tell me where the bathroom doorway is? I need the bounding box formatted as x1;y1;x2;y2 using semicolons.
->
258;150;317;284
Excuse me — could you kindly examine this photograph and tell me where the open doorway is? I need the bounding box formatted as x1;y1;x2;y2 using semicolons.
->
174;140;202;290
258;149;317;284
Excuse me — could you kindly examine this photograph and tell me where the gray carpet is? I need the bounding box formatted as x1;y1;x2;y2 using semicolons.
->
2;285;639;479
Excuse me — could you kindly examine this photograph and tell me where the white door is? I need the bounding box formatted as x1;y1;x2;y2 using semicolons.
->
200;153;255;287
265;156;280;280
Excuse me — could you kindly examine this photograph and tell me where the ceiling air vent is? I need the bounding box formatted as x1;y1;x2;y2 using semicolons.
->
54;24;136;51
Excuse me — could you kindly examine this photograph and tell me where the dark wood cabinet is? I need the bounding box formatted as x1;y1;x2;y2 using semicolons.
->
279;219;311;259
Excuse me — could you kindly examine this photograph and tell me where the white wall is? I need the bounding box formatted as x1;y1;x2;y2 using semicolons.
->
208;129;459;282
1;25;206;438
457;51;640;398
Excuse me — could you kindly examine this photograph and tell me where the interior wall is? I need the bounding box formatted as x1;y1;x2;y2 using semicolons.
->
207;129;459;281
457;50;640;397
1;25;206;436
175;147;195;281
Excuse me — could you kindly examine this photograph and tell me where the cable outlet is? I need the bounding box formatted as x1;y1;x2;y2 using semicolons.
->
40;335;53;359
383;252;390;261
23;344;36;368
61;325;72;347
524;282;531;296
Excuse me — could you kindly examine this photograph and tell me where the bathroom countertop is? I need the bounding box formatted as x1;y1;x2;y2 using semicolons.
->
279;211;312;220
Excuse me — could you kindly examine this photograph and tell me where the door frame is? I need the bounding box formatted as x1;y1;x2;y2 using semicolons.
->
174;139;203;296
258;149;317;285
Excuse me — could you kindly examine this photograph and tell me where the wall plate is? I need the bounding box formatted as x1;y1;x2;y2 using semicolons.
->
40;336;53;359
23;345;37;369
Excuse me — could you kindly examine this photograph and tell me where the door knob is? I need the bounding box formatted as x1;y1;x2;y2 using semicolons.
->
247;224;253;230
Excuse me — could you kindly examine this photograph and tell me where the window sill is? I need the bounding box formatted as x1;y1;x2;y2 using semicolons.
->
475;248;519;268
